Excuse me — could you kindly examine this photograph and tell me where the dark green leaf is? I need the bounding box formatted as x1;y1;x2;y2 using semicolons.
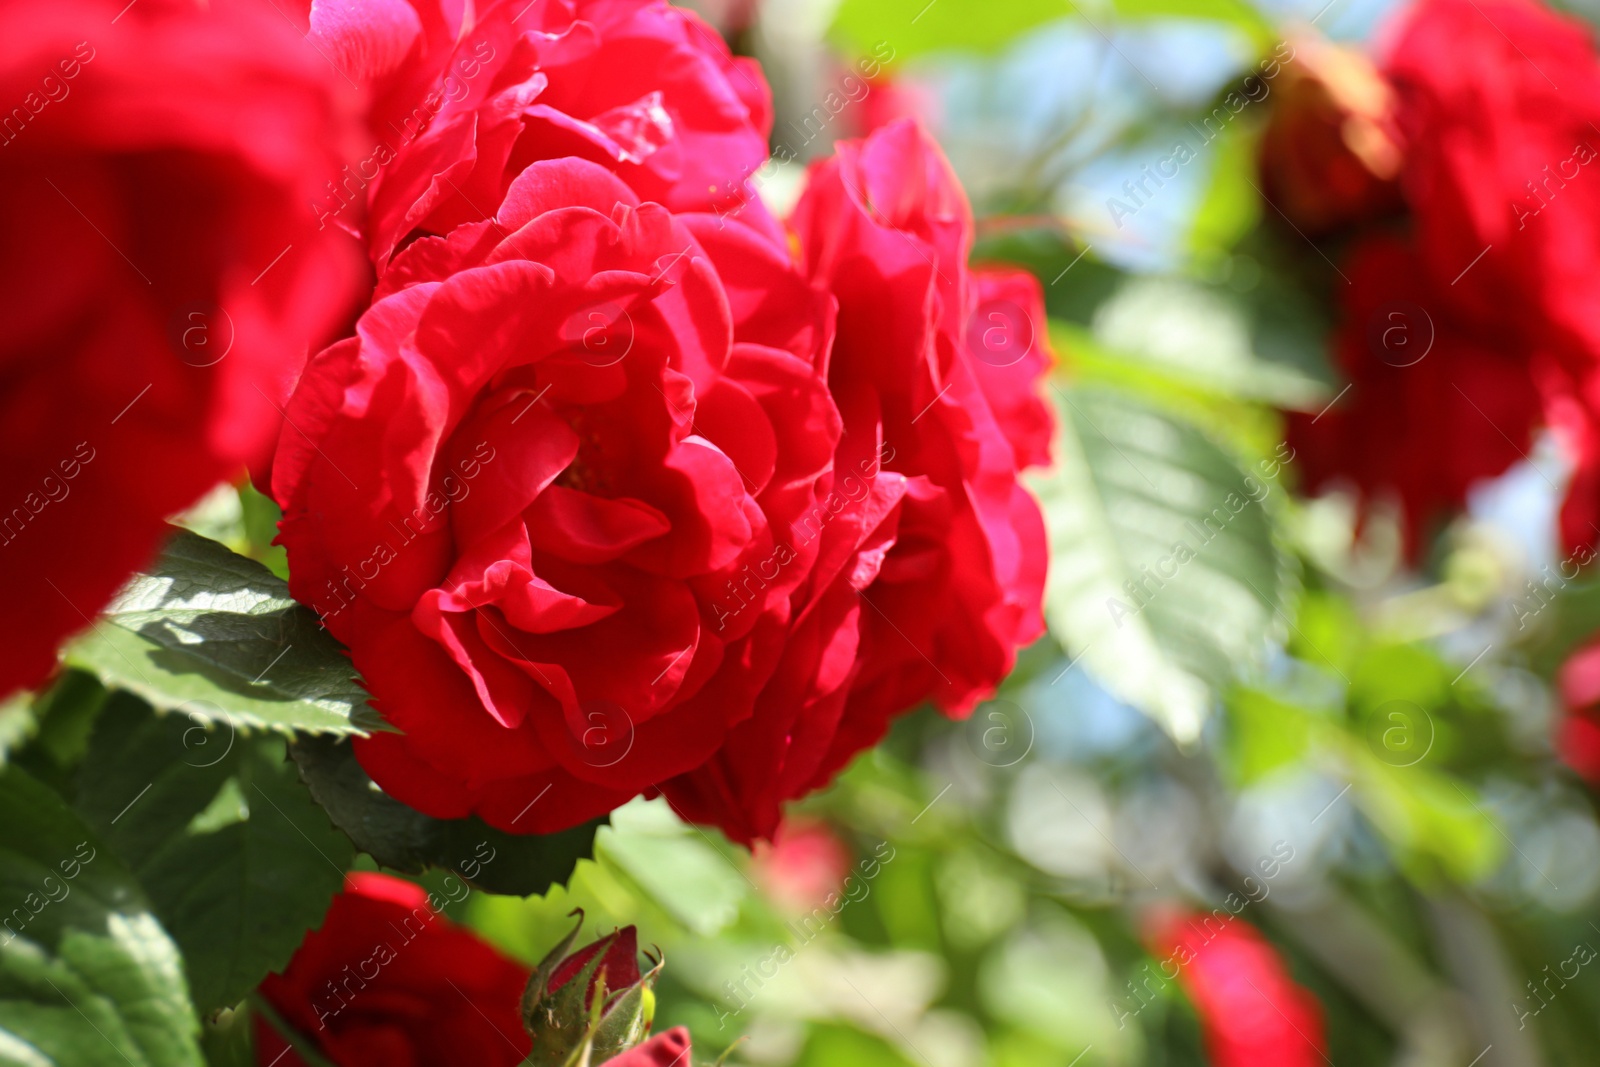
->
62;529;382;738
290;736;602;897
76;698;351;1016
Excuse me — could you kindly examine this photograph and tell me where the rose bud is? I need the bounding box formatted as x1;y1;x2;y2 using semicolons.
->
523;916;661;1067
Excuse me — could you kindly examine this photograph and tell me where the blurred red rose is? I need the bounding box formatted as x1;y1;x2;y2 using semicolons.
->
297;0;774;266
1258;34;1403;235
1285;235;1542;555
1386;0;1600;548
257;872;530;1067
1286;0;1600;552
1558;637;1600;781
0;0;361;700
665;119;1051;840
751;818;852;912
274;158;843;834
1148;910;1327;1067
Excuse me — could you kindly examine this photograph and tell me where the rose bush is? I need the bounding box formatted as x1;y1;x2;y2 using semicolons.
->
0;0;360;700
273;6;1051;841
257;872;531;1067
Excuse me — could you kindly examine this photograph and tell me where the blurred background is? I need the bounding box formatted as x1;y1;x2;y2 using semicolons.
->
248;0;1600;1062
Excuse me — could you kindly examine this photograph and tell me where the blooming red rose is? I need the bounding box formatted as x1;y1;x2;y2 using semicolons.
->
0;0;361;700
257;872;531;1067
1285;235;1542;554
663;120;1051;840
298;0;774;266
1148;910;1327;1067
274;156;842;834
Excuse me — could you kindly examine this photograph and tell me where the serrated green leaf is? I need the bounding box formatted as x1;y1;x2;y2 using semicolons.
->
289;736;602;897
62;529;381;738
75;698;351;1016
1027;386;1290;741
0;766;202;1067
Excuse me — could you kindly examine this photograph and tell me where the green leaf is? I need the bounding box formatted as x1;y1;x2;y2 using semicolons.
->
62;529;382;738
288;736;602;897
75;697;352;1016
830;0;1065;62
596;801;746;937
1187;117;1262;258
830;0;1271;63
0;766;203;1067
1026;385;1291;741
1088;276;1331;410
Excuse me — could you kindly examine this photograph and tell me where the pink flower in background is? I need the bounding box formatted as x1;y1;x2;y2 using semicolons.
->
751;818;852;912
1149;910;1328;1067
1558;637;1600;781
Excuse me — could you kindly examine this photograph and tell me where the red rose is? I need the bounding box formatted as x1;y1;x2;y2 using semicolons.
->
1148;910;1327;1067
1387;0;1600;359
0;0;361;699
257;872;531;1067
1267;1;1600;552
1558;638;1600;782
300;0;774;266
664;120;1051;840
274;157;842;834
1286;236;1542;554
967;266;1056;471
603;1029;692;1066
1379;0;1600;547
